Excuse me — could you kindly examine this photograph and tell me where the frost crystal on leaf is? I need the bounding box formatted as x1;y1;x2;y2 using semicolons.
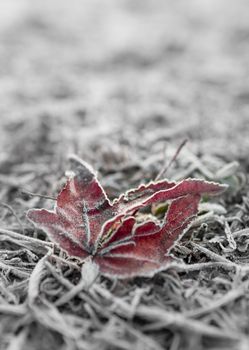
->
27;155;227;278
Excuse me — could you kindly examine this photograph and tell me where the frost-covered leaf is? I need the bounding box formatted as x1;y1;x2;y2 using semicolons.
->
27;156;227;278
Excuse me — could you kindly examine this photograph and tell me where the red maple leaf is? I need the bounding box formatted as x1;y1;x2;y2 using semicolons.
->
27;156;227;278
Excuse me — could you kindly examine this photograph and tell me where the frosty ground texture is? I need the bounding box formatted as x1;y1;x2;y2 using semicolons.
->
0;1;249;349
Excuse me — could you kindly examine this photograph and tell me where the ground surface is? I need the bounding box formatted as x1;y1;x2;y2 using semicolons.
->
0;1;249;349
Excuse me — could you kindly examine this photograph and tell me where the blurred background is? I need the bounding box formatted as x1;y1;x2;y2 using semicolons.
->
0;0;249;175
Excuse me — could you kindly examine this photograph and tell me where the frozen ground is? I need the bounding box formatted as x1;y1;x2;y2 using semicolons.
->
0;1;249;349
